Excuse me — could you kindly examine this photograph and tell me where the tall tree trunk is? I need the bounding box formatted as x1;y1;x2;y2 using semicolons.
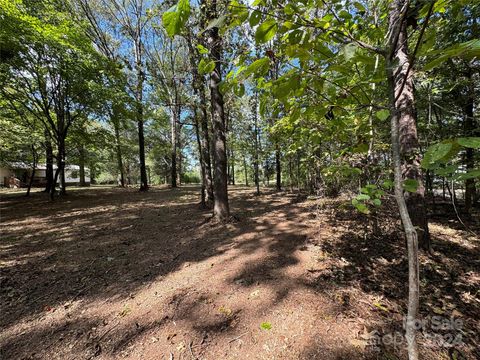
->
50;135;66;200
253;95;260;196
177;123;182;185
194;112;207;207
44;129;54;193
464;70;476;213
275;145;281;191
26;145;37;197
112;108;125;187
171;108;178;188
205;0;229;220
135;39;148;191
243;154;248;186
230;148;235;185
388;0;430;252
186;36;214;201
78;145;86;187
387;1;422;358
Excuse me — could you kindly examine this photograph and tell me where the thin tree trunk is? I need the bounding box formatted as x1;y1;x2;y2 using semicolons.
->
135;39;148;192
50;135;66;200
171;108;178;188
79;145;86;186
464;69;476;213
186;36;213;201
206;0;229;220
253;95;260;196
243;154;248;186
44;129;54;193
387;1;421;358
275;145;281;191
389;0;430;251
26;145;37;197
229;148;235;185
112;108;125;187
194;112;207;207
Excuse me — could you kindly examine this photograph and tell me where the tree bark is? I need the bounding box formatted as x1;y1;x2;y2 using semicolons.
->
135;39;148;191
275;145;281;191
389;0;430;251
78;145;86;186
464;69;476;213
44;129;54;193
26;144;37;197
205;0;229;220
387;1;421;358
187;35;214;201
253;95;260;196
194;111;207;207
112;107;125;187
171;107;178;188
243;154;248;186
230;148;235;185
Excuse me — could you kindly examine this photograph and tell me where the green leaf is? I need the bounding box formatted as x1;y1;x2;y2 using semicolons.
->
196;44;208;54
455;169;480;180
255;19;277;43
162;0;190;37
382;180;393;189
422;141;453;167
234;82;245;97
354;203;370;214
249;10;262;27
376;109;390;121
343;43;357;61
198;58;215;74
356;194;370;201
205;15;227;32
457;137;480;149
260;322;272;330
403;179;418;193
372;198;381;206
243;57;270;78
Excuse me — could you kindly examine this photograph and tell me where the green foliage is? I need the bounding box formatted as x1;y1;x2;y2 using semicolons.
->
422;138;480;180
260;322;272;330
255;19;277;43
352;184;386;215
162;0;190;37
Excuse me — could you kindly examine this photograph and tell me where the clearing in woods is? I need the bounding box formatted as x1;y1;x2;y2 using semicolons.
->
0;186;479;359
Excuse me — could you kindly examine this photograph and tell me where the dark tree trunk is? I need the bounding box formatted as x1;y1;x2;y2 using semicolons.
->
78;145;86;186
388;0;430;252
135;40;148;192
253;96;260;196
275;145;281;191
464;70;476;213
188;5;213;203
26;145;37;197
243;155;248;186
44;129;54;193
194;112;207;207
112;108;125;187
171;108;178;188
177;124;182;185
386;1;427;358
205;0;229;220
50;135;66;200
230;148;235;185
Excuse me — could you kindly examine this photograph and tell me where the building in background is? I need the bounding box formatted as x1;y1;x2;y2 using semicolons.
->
0;163;90;188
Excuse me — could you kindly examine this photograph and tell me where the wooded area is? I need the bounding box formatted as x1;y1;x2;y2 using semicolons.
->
0;0;479;359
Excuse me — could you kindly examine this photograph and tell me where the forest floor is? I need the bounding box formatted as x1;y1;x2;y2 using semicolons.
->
0;185;479;360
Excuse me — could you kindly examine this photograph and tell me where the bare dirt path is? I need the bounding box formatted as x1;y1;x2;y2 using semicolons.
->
1;186;478;359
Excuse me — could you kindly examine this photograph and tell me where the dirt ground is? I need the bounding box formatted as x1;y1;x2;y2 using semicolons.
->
1;186;479;360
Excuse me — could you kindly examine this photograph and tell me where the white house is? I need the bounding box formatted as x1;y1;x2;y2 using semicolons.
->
0;163;90;188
